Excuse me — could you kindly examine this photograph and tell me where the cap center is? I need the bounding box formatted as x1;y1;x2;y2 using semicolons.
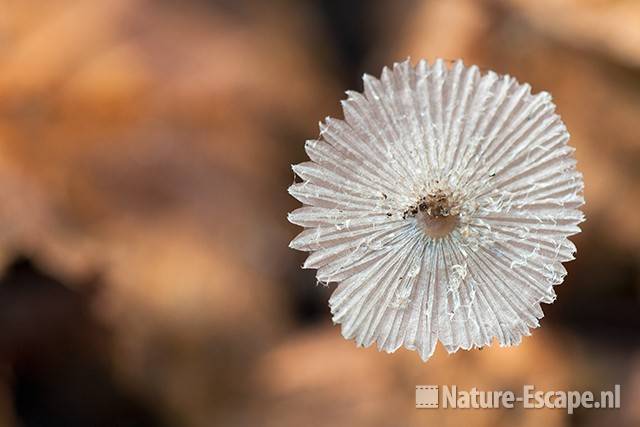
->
404;189;460;239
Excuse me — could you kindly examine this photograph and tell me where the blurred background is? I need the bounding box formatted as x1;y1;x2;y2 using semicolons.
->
0;0;638;426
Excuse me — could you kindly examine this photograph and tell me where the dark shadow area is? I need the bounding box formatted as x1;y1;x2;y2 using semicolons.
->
0;258;167;427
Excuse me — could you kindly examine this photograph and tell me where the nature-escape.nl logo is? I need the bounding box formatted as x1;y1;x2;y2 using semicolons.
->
416;384;620;414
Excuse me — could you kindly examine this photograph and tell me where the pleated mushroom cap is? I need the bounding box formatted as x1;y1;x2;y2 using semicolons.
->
288;59;585;361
